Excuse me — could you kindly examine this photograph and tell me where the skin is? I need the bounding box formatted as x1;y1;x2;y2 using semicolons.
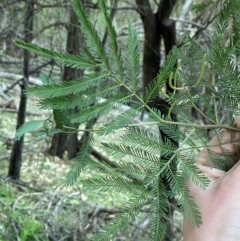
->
183;116;240;241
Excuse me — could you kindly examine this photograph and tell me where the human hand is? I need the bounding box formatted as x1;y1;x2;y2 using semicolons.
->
183;116;240;241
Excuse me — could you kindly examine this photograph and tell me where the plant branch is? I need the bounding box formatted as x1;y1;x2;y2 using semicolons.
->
3;59;55;94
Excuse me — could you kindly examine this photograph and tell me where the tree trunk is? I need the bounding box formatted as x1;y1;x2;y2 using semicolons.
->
135;0;178;240
8;0;34;179
48;6;84;160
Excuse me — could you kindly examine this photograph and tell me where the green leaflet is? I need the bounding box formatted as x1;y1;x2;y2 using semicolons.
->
15;120;44;141
125;19;140;91
26;73;108;98
166;169;202;226
150;179;168;241
123;126;176;157
82;176;145;194
91;192;149;241
53;109;76;131
39;83;120;110
53;109;64;130
15;40;96;69
99;0;123;80
70;93;133;123
96;107;142;136
39;72;56;85
65;133;94;186
71;0;110;71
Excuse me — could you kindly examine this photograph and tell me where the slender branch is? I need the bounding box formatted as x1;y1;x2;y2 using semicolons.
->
109;65;240;133
128;120;240;132
39;22;67;33
91;147;118;169
0;175;44;192
3;59;55;94
0;108;50;116
173;17;206;29
1;0;137;11
1;0;69;8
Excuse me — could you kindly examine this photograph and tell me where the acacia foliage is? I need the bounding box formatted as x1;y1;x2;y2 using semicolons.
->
15;0;240;240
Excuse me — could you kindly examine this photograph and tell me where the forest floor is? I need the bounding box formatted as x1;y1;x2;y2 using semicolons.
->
0;93;134;240
0;85;183;240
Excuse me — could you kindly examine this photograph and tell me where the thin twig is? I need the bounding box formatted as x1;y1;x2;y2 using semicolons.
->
3;59;55;94
0;108;50;116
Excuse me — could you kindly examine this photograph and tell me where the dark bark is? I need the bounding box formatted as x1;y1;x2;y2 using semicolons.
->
135;0;178;143
136;0;177;98
136;0;178;240
48;6;84;160
8;0;34;179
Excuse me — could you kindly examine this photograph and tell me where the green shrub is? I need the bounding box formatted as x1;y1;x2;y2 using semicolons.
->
15;0;240;240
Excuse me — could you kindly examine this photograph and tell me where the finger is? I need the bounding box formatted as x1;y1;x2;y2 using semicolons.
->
196;164;225;181
223;159;240;185
195;116;240;167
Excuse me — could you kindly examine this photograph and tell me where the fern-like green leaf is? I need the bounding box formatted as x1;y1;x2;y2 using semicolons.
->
53;109;64;130
79;47;96;64
15;40;95;69
96;107;142;136
123;126;176;157
115;162;155;181
125;19;140;91
65;134;94;185
157;123;180;143
91;192;149;241
191;3;210;12
15;120;44;141
39;83;120;110
150;178;168;241
70;93;133;123
166;169;202;227
191;1;220;13
85;158;122;177
102;143;161;164
207;148;236;171
82;176;145;194
179;153;209;189
181;187;202;227
26;73;108;98
99;0;123;80
71;0;110;71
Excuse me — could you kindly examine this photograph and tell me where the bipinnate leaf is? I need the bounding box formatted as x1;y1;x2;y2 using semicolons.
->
26;73;108;98
65;134;94;185
91;192;148;241
71;0;110;71
150;179;168;241
15;40;95;69
125;19;140;91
